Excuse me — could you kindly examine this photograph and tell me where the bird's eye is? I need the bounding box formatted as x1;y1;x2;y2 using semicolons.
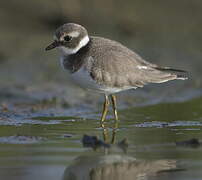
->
64;35;72;42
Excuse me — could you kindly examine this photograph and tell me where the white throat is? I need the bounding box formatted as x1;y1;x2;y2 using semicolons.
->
57;35;89;56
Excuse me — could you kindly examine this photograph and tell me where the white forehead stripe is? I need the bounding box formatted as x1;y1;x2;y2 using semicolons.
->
57;35;89;55
68;31;80;37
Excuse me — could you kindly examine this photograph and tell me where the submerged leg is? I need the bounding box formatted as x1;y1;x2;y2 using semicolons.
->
101;95;110;142
102;125;109;143
100;95;110;127
110;95;118;122
111;127;117;144
110;95;118;144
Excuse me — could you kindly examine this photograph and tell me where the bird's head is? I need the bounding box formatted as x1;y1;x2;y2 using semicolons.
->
45;23;89;55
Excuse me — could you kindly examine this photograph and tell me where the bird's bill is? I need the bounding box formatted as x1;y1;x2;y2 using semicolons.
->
45;41;59;51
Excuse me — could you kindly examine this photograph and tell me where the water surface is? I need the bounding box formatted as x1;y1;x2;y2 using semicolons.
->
0;97;202;180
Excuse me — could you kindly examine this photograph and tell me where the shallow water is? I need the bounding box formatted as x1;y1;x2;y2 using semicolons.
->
0;97;202;180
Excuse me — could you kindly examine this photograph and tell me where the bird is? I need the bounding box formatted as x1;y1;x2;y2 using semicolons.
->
45;23;187;126
63;154;176;180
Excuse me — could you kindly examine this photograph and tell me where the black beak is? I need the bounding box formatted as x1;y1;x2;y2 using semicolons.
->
45;41;59;51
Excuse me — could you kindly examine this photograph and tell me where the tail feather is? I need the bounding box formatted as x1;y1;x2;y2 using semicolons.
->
155;67;187;73
154;66;188;80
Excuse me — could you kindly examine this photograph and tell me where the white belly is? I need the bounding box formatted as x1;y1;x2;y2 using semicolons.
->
70;67;100;91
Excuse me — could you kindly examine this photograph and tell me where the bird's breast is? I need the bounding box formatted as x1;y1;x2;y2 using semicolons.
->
60;55;84;73
70;66;101;91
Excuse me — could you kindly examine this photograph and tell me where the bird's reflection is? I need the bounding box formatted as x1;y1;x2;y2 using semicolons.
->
62;153;177;180
101;118;118;144
62;124;180;180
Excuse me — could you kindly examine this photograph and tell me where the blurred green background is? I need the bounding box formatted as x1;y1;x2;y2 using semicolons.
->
0;0;201;106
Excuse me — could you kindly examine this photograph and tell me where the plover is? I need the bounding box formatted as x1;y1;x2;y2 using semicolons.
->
45;23;187;125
